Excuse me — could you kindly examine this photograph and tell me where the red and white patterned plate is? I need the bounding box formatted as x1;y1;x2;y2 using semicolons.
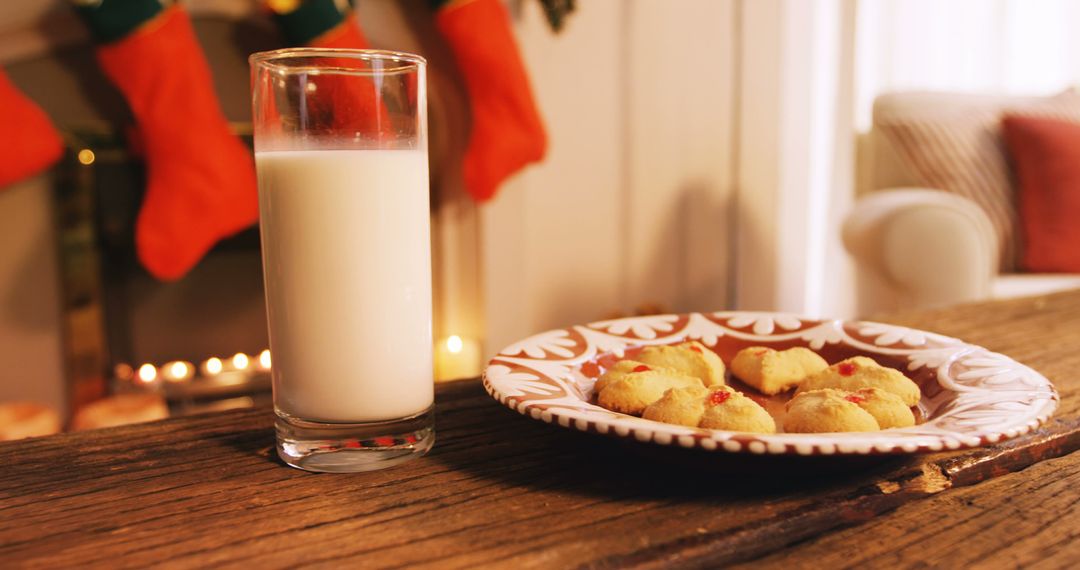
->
482;312;1058;456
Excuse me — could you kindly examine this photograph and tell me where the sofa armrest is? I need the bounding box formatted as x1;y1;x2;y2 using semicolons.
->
843;189;998;309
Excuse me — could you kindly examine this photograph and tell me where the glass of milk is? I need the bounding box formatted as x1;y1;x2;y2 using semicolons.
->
250;49;433;472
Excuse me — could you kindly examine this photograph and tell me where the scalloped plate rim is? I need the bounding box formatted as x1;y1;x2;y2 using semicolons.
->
481;311;1059;456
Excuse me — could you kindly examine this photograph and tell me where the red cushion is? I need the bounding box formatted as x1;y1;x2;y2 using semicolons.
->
1002;115;1080;272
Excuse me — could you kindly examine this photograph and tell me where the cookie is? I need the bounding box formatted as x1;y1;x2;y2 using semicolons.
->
641;385;709;427
594;359;676;393
730;346;829;395
637;341;725;387
844;387;915;429
796;356;921;406
597;370;702;416
698;386;777;433
784;389;880;433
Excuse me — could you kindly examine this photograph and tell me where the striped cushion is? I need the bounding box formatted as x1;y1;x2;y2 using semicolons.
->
877;90;1080;271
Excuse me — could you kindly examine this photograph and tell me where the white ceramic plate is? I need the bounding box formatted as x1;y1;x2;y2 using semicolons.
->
482;312;1058;456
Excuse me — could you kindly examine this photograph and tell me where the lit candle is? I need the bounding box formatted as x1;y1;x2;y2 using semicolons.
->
203;357;224;376
137;364;158;384
198;353;258;384
162;361;194;382
434;335;482;382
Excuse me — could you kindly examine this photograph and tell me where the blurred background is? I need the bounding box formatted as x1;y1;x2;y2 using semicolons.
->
1;0;1079;436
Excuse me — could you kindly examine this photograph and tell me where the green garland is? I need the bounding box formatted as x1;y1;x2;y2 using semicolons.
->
72;0;168;44
270;0;352;46
537;0;575;32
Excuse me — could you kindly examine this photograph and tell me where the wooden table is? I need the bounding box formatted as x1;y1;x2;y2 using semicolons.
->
2;292;1078;568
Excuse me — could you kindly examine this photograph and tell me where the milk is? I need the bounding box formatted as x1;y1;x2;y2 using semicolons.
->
256;149;433;422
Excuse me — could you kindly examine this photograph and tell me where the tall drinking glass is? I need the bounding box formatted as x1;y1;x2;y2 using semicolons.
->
250;49;433;472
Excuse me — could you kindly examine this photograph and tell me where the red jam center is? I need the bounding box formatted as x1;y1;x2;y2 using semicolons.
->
838;362;858;376
845;394;866;404
708;391;732;406
689;345;702;353
632;364;651;373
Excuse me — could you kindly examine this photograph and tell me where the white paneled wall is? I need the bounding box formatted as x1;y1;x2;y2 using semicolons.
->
482;0;738;357
624;0;737;317
736;0;857;318
482;0;627;357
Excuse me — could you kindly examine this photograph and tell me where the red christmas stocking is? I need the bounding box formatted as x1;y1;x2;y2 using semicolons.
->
310;13;371;49
0;69;63;189
435;0;547;202
77;2;258;281
269;0;390;138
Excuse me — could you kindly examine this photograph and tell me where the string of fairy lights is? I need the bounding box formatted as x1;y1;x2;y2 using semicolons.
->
114;335;483;387
114;349;273;386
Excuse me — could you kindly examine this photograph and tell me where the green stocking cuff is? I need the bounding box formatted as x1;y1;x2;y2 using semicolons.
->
271;0;354;46
73;0;167;44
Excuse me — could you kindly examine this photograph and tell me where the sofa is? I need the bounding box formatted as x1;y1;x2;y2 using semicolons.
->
844;91;1080;316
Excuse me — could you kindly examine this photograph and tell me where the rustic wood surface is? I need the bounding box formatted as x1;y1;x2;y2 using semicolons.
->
1;290;1079;569
731;451;1080;570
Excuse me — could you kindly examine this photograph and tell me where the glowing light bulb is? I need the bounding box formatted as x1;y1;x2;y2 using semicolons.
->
167;361;190;381
77;149;95;165
206;357;223;375
447;335;464;354
232;353;250;370
138;364;157;383
259;349;271;370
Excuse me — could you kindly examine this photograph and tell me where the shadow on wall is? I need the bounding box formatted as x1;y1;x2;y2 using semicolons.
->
634;180;733;314
536;179;734;328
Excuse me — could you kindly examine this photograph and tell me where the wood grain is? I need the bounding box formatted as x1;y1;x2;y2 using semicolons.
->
730;450;1080;570
1;290;1079;568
